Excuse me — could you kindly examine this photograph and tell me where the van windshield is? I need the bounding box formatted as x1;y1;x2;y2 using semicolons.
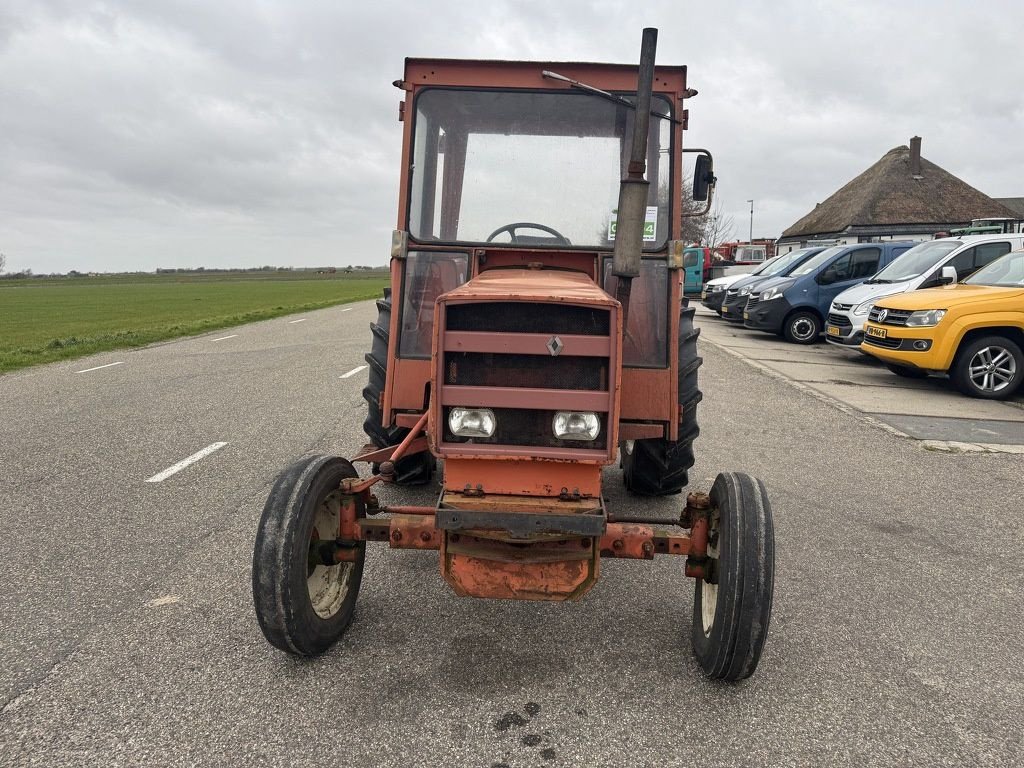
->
762;248;814;276
868;240;962;283
788;246;845;277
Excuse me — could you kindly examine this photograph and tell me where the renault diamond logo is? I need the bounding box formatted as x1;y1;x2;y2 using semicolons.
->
877;308;888;322
546;335;564;356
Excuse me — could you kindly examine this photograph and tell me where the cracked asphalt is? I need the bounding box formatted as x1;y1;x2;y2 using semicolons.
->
1;299;1021;767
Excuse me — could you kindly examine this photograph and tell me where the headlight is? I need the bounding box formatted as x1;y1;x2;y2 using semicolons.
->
740;286;752;296
905;309;947;327
448;407;496;438
552;411;600;441
761;286;785;301
853;301;874;317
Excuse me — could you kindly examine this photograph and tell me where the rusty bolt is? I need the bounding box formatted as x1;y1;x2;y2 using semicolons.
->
686;491;711;510
419;530;431;543
612;539;623;550
391;530;402;542
642;541;654;556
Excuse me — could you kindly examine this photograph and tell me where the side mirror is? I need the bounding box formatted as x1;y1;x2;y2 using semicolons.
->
819;267;837;285
941;265;957;285
693;154;715;202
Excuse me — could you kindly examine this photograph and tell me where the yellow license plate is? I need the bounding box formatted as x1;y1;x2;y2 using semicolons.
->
721;306;729;314
743;312;749;320
866;326;887;339
826;325;841;336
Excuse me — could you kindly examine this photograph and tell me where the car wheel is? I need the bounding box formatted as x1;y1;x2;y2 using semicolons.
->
951;336;1023;400
783;311;821;344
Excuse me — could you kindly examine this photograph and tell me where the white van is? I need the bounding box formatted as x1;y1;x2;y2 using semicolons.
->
825;233;1024;348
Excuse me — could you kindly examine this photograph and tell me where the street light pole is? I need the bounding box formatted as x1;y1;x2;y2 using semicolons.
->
747;199;754;243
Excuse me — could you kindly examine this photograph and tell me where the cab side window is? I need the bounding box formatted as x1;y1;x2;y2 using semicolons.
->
972;242;1011;274
850;247;881;279
946;249;976;281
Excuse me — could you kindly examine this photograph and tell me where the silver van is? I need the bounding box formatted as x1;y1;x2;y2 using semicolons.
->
825;233;1024;348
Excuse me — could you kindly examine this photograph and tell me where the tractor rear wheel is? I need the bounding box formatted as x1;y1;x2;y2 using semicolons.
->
622;305;702;496
691;472;774;681
362;288;433;484
252;455;365;656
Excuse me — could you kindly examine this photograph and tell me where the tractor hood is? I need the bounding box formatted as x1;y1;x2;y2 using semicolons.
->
442;269;618;308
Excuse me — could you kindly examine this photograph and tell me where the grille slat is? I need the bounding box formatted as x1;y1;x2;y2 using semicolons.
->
447;302;609;335
868;307;913;326
445;352;607;391
864;334;902;349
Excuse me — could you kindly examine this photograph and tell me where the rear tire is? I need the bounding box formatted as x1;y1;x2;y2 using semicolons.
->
622;306;702;496
252;455;365;657
691;472;774;681
362;288;433;484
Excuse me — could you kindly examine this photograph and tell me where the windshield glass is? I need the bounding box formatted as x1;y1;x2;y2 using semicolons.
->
788;246;845;277
870;240;962;282
408;89;673;249
963;250;1024;287
762;249;813;276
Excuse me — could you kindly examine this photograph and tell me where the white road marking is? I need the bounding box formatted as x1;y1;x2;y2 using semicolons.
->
341;307;353;312
340;365;368;379
289;318;307;324
145;595;181;608
145;442;228;483
76;361;124;374
212;334;238;342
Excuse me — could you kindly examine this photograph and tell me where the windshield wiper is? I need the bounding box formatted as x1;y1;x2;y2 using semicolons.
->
542;70;680;123
866;278;893;284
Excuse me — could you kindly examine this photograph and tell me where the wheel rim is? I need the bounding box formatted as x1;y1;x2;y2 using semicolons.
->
700;512;720;636
307;489;355;619
790;316;816;341
968;345;1017;393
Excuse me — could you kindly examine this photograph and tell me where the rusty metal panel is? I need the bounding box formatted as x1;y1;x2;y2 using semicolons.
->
444;458;601;497
443;331;611;357
619;367;672;422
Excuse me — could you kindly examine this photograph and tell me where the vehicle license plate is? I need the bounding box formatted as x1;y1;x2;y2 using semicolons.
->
743;312;749;320
721;306;729;314
866;326;887;339
826;325;840;336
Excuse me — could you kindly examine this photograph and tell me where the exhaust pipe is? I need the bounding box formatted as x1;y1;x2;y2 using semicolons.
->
612;27;658;320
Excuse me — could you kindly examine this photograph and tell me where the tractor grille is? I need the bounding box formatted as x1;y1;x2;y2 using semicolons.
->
445;352;607;391
868;307;913;326
447;302;609;335
439;300;615;458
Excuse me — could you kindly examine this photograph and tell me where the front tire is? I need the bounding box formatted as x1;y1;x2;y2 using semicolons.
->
691;472;774;681
622;305;702;496
951;336;1023;400
252;455;365;656
783;311;821;344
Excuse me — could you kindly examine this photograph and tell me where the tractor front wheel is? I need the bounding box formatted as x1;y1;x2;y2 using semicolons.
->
691;472;774;681
252;455;365;656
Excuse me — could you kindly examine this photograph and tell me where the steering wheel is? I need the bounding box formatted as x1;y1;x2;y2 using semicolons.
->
486;222;571;246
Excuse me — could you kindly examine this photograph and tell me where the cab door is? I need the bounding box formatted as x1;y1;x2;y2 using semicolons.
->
683;249;702;294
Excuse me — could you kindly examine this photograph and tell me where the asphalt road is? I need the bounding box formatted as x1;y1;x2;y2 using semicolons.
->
1;300;1022;767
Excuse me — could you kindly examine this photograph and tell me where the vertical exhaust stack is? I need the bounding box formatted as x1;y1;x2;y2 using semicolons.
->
910;136;923;179
612;27;658;320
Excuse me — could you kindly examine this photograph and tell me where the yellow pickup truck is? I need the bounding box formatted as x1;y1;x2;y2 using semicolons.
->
861;249;1024;399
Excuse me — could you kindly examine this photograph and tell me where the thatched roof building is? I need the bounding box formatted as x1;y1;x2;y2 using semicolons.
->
778;137;1019;251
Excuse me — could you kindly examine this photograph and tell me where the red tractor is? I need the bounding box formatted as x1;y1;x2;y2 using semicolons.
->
252;29;774;681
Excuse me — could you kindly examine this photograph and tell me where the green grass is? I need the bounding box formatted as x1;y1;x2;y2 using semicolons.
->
0;271;389;373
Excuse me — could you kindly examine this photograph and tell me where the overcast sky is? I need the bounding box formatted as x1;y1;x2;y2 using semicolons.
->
1;0;1022;274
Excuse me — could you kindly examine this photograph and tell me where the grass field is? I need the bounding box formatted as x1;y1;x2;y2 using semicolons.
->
0;271;388;373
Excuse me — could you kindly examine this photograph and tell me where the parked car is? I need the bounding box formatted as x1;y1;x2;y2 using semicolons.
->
683;246;714;296
719;247;826;322
861;248;1024;399
826;234;1024;348
743;241;915;343
701;255;781;314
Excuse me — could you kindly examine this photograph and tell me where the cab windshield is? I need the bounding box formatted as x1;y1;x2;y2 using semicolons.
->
868;240;962;283
963;250;1024;287
408;89;673;249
